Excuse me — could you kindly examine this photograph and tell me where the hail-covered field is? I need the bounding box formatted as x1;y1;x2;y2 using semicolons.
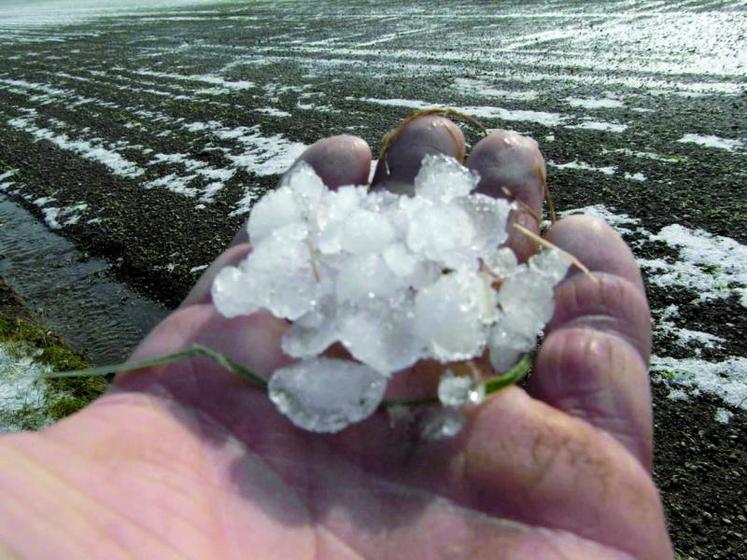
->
0;0;745;556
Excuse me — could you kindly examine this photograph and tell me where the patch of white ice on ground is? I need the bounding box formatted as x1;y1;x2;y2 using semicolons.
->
677;134;745;153
353;97;566;127
145;152;235;201
559;204;640;235
547;159;617;175
655;305;725;351
715;408;734;424
566;120;628;133
566;97;625;109
452;78;539;101
623;172;647;182
7;113;144;178
40;203;88;229
602;148;683;163
256;107;291;118
0;343;52;433
651;356;747;412
133;69;254;91
640;224;747;307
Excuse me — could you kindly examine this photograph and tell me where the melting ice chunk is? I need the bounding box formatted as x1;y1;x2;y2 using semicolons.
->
488;311;535;372
421;407;466;440
530;248;572;284
483;246;519;278
438;370;483;407
413;270;488;361
338;297;425;375
244;234;326;320
340;209;397;254
211;266;259;318
268;357;387;433
404;197;476;269
335;253;404;303
497;268;555;337
414;153;479;203
314;186;365;254
281;299;339;358
282;161;325;217
247;186;301;244
458;194;511;254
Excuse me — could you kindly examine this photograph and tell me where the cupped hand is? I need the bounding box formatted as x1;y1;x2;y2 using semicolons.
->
0;116;673;559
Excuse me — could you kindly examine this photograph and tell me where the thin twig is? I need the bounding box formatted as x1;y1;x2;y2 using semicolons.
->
512;223;598;283
501;186;541;224
535;164;557;224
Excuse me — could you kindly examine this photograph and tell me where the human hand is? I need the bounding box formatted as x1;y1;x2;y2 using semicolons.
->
0;116;673;559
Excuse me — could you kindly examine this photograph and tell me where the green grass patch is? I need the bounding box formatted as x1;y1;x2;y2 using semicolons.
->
0;311;106;422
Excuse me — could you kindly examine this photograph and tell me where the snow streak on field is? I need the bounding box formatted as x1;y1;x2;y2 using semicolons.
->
0;0;745;421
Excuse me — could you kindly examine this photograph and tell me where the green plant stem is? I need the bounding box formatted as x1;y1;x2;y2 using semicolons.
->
46;346;531;408
44;344;267;389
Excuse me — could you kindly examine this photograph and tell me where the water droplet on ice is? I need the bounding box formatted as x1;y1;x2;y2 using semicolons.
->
437;370;473;407
268;357;387;433
421;407;466;440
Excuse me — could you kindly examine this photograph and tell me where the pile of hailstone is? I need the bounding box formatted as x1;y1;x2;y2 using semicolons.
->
212;154;570;433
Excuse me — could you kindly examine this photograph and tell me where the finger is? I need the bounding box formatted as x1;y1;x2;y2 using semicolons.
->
371;114;466;194
231;134;372;246
466;130;546;262
120;303;290;392
462;388;672;560
527;216;653;468
289;134;372;190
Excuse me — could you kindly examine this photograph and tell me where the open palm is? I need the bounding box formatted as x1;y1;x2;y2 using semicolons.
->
0;117;672;559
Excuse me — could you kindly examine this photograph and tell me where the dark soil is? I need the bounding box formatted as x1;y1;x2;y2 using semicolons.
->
653;381;747;559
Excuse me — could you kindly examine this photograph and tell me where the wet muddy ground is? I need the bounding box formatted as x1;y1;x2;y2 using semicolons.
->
0;1;745;557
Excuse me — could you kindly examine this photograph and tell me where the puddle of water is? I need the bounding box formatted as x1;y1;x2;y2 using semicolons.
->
0;194;169;365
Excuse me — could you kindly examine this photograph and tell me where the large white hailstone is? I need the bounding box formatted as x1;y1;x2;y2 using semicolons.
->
335;253;404;303
247;186;301;244
459;194;511;254
243;232;327;321
282;161;325;217
337;296;426;375
281;298;339;358
488;310;536;373
211;266;259;318
413;269;490;361
414;153;479;203
438;370;485;407
483;246;519;277
269;357;387;433
314;185;366;254
340;208;397;254
404;197;477;270
213;153;574;433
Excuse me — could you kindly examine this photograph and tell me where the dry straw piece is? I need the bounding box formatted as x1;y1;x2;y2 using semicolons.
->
378;107;489;162
512;223;597;282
